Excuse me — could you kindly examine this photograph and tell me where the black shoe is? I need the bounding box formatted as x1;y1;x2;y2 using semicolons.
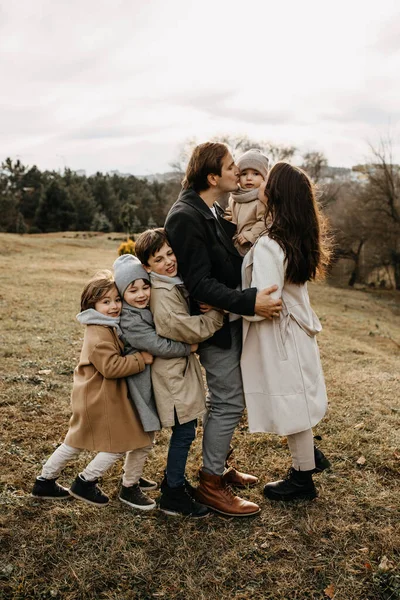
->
159;482;209;518
314;446;331;473
138;477;158;491
69;475;109;507
161;472;197;498
31;477;70;500
119;484;156;510
263;468;318;502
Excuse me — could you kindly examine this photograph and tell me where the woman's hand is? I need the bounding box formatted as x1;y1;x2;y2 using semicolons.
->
141;351;154;365
236;233;247;245
190;343;199;353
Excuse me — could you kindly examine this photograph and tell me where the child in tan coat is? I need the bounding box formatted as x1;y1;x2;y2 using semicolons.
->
32;271;153;507
225;148;270;256
135;228;225;518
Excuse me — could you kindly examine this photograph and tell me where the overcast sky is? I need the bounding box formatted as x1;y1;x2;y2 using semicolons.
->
1;0;399;175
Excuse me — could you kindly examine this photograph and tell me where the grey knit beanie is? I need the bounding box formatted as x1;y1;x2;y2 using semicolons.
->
113;254;149;297
237;149;269;179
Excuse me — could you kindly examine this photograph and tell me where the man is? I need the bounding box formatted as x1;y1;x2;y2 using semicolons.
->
165;142;282;517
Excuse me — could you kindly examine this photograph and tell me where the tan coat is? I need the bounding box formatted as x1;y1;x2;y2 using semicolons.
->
149;276;224;427
64;325;152;452
241;236;328;436
226;195;267;256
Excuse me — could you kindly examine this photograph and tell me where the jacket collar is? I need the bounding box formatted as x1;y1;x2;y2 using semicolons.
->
178;188;216;220
178;188;241;258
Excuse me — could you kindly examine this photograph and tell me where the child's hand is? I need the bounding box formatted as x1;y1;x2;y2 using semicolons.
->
236;233;247;245
190;343;199;353
199;302;214;313
141;351;154;365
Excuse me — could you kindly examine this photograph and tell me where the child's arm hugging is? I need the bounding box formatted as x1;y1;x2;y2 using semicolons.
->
122;315;192;359
89;340;145;379
152;288;224;344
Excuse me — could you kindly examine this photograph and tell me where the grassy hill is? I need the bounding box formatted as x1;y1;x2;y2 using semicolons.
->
0;232;399;600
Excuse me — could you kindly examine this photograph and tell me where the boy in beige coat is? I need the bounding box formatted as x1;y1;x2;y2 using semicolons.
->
135;228;225;518
225;148;270;256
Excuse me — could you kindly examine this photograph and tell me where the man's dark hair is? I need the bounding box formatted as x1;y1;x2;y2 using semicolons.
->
182;142;229;193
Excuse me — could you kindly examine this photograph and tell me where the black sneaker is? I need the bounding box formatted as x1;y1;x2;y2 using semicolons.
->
314;446;331;473
31;477;70;500
138;477;158;491
263;468;318;502
161;473;196;498
69;475;109;507
159;482;209;518
119;484;156;510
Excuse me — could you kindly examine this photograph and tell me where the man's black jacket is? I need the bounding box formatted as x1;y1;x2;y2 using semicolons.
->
165;188;257;348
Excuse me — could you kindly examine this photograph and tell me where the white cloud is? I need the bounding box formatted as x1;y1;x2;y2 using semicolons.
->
0;0;399;173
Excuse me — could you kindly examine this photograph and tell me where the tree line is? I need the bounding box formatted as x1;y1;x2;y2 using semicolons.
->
1;136;399;289
0;159;181;237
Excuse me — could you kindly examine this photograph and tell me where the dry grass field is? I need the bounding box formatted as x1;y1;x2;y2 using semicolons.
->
0;232;399;600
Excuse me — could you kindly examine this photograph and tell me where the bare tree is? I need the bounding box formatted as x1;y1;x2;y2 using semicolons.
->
328;182;374;286
170;135;297;176
301;151;328;183
362;137;400;289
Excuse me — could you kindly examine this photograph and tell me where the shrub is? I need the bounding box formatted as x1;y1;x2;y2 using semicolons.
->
118;239;136;256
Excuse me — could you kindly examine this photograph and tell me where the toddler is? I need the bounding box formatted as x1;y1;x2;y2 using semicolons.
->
32;271;153;507
225;148;270;256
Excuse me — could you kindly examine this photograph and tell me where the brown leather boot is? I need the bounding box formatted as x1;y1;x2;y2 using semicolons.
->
222;466;258;488
195;469;260;517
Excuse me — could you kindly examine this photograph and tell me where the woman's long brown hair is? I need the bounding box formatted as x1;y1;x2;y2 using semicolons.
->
263;162;331;284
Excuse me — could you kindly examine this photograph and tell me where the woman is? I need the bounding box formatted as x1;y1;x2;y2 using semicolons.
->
241;162;331;501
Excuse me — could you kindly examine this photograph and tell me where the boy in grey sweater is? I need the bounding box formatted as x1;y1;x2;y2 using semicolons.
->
113;254;199;513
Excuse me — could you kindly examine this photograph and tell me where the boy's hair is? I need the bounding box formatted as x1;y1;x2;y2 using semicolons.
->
135;228;169;266
182;142;229;193
80;270;116;311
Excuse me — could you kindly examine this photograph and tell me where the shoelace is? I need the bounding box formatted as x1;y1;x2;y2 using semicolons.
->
220;482;236;504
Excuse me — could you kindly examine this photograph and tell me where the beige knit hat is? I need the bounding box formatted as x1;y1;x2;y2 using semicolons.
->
237;149;269;179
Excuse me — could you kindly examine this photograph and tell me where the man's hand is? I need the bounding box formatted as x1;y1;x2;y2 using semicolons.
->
254;286;282;319
236;233;247;245
141;351;154;365
190;343;199;353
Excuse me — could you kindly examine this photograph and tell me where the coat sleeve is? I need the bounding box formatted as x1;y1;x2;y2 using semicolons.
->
89;341;145;379
224;197;237;225
242;200;267;244
166;209;257;315
152;288;225;344
243;237;285;322
122;314;191;358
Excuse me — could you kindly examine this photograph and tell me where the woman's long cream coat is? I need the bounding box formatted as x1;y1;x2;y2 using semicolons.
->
241;236;328;435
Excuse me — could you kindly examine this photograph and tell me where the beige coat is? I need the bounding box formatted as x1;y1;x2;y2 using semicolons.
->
241;236;328;435
149;276;224;427
64;325;152;452
226;195;267;256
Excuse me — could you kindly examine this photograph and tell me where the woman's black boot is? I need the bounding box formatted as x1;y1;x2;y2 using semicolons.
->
263;467;317;501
